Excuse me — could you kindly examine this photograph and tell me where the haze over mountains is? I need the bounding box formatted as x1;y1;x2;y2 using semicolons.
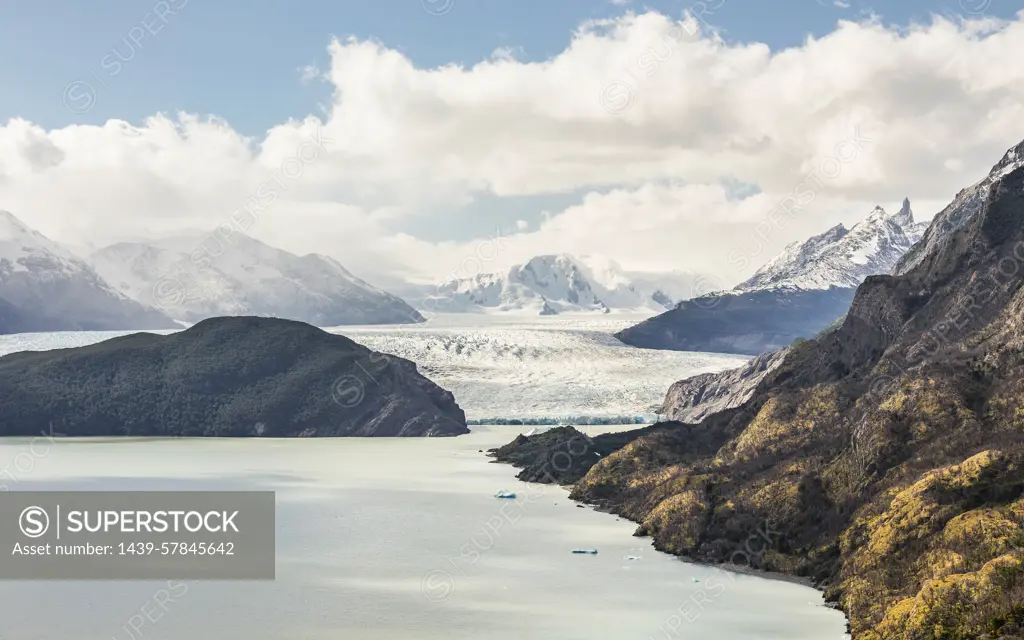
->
0;194;931;338
0;188;941;340
615;198;928;355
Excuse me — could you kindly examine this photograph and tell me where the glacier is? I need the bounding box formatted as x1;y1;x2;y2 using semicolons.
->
0;313;748;424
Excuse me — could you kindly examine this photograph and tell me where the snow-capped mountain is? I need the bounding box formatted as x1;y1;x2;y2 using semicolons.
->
0;210;177;333
616;199;927;355
90;232;424;326
736;198;925;292
415;254;701;315
896;138;1024;275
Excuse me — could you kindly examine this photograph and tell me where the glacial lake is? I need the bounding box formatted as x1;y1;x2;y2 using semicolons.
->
0;429;848;639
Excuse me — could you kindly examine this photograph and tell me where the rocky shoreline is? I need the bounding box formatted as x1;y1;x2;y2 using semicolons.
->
487;424;851;632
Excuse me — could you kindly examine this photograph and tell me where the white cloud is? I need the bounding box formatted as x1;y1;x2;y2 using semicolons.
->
298;63;322;84
3;10;1024;287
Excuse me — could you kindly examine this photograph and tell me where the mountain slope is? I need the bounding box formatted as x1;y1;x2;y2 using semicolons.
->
496;148;1024;638
0;316;467;437
613;286;857;355
0;210;177;333
90;233;424;326
616;200;924;355
0;295;55;334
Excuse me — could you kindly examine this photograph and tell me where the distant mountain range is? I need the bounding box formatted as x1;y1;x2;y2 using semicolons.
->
90;233;424;327
615;199;927;355
0;211;426;334
405;254;702;315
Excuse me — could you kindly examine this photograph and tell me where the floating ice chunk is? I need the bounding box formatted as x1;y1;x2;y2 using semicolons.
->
571;548;598;555
691;577;700;583
494;490;517;499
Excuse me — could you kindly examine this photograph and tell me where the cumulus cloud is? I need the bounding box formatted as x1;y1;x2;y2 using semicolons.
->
2;10;1024;286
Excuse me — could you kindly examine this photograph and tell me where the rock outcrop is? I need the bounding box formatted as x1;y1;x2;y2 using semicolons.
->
659;348;789;423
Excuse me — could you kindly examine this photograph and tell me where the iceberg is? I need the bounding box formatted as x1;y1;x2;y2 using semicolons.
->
494;490;517;499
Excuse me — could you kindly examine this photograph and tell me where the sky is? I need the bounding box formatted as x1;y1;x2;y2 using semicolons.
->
1;0;1023;289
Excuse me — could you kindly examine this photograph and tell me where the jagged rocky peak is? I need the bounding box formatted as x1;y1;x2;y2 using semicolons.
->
615;198;925;355
735;198;921;293
510;254;602;307
894;197;914;229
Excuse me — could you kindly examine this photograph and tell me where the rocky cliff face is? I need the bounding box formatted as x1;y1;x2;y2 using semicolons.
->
496;143;1024;638
0;316;468;437
659;347;789;423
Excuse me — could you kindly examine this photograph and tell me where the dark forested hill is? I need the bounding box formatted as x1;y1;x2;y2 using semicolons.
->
0;316;467;437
